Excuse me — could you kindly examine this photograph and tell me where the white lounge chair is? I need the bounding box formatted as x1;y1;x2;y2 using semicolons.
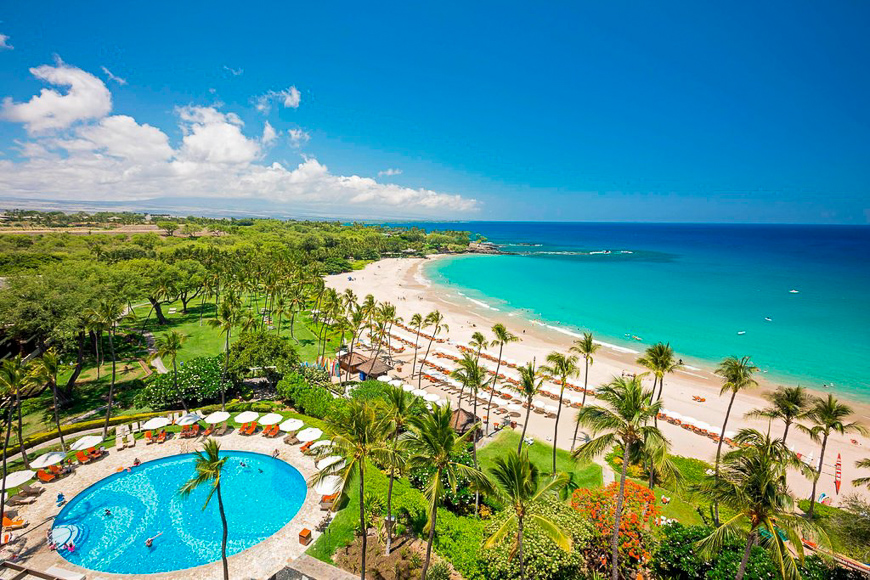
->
45;566;86;580
126;433;135;448
115;436;124;451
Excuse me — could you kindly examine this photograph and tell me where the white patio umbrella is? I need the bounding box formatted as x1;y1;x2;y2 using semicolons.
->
314;475;342;496
32;452;67;468
176;412;203;426
423;393;440;402
310;440;333;451
411;389;427;397
506;403;522;413
532;399;549;409
724;430;738;439
234;411;259;424
297;427;323;442
316;456;345;471
279;418;304;432
402;384;416;392
2;470;34;488
544;404;559;415
377;375;392;383
389;379;404;387
204;411;230;425
71;435;104;451
259;413;283;426
141;417;171;431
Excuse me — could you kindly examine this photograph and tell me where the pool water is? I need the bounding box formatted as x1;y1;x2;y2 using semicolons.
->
53;451;307;574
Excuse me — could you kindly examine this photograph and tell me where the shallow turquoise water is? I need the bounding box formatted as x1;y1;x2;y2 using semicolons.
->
417;223;870;401
53;451;307;574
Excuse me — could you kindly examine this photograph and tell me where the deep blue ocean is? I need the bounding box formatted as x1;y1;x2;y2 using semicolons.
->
390;222;870;401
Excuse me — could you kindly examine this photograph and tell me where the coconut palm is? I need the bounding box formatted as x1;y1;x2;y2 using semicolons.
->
345;307;366;382
569;332;599;450
541;351;579;474
403;403;492;580
450;353;489;512
85;298;129;439
697;429;824;580
484;452;571;580
208;295;240;411
573;375;665;580
854;458;870;489
417;310;448;389
154;330;189;412
311;401;390;580
0;357;29;468
179;439;230;580
486;324;519;435
381;385;421;555
512;361;544;454
409;313;425;379
29;349;66;452
745;385;809;444
470;331;488;363
637;342;681;404
799;395;868;518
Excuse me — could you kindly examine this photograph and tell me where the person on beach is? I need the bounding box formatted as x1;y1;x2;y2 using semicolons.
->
133;458;141;467
272;449;279;459
145;532;162;548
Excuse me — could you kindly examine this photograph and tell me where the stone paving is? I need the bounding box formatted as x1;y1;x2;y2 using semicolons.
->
1;427;327;580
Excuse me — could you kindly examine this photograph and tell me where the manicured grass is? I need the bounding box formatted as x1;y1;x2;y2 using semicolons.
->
478;430;603;489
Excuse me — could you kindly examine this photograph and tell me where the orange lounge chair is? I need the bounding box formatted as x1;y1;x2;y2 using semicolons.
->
1;517;26;530
238;422;250;433
270;425;281;437
180;425;191;438
88;446;103;459
75;451;91;465
36;469;56;483
299;441;313;453
157;430;167;443
245;422;258;435
144;430;154;444
202;425;214;437
261;425;275;437
48;465;62;476
191;424;200;437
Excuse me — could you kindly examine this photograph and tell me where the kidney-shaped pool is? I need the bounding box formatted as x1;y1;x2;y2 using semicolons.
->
53;450;307;575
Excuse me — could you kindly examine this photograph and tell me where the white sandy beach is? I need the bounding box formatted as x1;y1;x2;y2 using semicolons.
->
325;257;870;505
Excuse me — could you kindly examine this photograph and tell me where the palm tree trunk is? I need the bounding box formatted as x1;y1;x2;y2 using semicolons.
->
289;310;297;341
782;420;791;444
386;429;399;556
15;382;29;469
418;336;435;389
573;358;590;451
713;390;736;526
174;359;188;412
472;395;479;513
1;408;14;531
94;330;101;380
62;331;86;400
345;332;357;382
808;432;828;519
199;290;206;326
359;465;367;580
221;331;230;411
51;376;66;452
217;482;230;580
411;327;421;378
552;384;564;474
611;441;631;580
454;382;466;429
421;488;439;580
735;530;757;580
519;401;532;454
518;515;525;580
102;329;117;439
651;375;659;426
486;345;504;435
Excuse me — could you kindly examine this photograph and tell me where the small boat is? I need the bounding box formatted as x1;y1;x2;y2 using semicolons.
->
789;289;799;294
737;331;746;335
764;317;772;322
835;454;842;494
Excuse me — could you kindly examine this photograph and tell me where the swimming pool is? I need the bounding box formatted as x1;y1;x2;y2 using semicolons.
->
53;451;307;574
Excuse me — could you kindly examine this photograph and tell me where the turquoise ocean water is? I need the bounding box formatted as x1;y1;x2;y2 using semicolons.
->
401;223;870;402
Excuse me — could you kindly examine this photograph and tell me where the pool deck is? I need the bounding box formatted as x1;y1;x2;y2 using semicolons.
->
0;428;327;580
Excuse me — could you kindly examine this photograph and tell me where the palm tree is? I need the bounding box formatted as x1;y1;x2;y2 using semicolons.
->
154;330;189;412
512;361;543;454
345;307;366;382
403;403;491;580
486;324;519;435
208;296;240;411
29;349;66;452
312;401;390;580
470;331;488;363
381;385;421;555
417;310;448;389
0;357;29;468
569;332;599;450
697;429;824;580
484;452;571;580
799;395;868;518
85;298;128;439
408;313;424;379
450;353;489;512
179;439;230;580
573;376;664;580
745;385;809;444
853;458;870;489
636;342;680;404
541;351;579;474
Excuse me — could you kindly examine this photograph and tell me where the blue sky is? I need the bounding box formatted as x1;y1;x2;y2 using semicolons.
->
0;1;868;222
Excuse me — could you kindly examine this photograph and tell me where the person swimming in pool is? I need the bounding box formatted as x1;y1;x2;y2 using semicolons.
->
104;508;112;517
145;532;162;548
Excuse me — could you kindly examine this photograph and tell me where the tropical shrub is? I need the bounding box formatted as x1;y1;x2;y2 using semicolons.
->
348;380;389;403
136;355;226;409
276;372;344;419
481;495;594;580
433;510;486;580
571;480;660;575
297;364;331;387
424;561;452;580
408;443;476;515
225;331;299;386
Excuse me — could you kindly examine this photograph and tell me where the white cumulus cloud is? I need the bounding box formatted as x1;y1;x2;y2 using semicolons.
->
101;66;127;86
289;128;310;148
255;86;301;113
0;34;12;50
1;61;112;133
223;65;244;77
378;168;402;177
261;121;277;145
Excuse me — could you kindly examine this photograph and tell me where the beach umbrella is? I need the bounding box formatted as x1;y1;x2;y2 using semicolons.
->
71;434;104;451
532;399;549;409
377;375;392;383
724;430;738;439
402;384;415;392
507;403;522;413
389;379;404;387
259;413;283;426
297;427;323;442
204;411;230;425
411;389;427;397
279;418;304;432
310;440;333;451
234;411;259;424
141;417;171;431
544;404;559;415
423;393;440;402
31;452;67;468
316;456;345;471
314;475;342;496
176;412;202;426
2;470;34;488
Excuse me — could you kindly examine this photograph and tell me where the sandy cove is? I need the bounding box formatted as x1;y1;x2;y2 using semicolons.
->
325;257;870;505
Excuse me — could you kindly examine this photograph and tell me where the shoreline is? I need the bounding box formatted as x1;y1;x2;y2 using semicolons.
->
326;256;870;505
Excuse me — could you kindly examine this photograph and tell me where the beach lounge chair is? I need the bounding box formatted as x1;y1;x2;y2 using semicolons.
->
36;469;56;483
270;425;281;437
144;430;154;444
319;493;337;510
180;425;190;438
18;483;43;497
238;422;250;433
88;446;103;459
1;517;26;530
246;422;258;435
44;566;86;580
216;422;228;436
202;424;214;437
75;451;91;465
299;441;313;454
126;432;135;447
115;436;124;451
48;465;63;476
190;424;200;437
284;433;299;445
6;495;35;507
157;430;167;443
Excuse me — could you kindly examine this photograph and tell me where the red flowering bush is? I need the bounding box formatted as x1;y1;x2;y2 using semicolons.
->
571;481;660;575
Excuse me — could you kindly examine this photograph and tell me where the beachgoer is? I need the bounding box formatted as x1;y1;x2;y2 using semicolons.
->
271;449;279;459
66;542;75;553
104;508;112;517
133;458;141;467
240;460;246;468
145;532;162;548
